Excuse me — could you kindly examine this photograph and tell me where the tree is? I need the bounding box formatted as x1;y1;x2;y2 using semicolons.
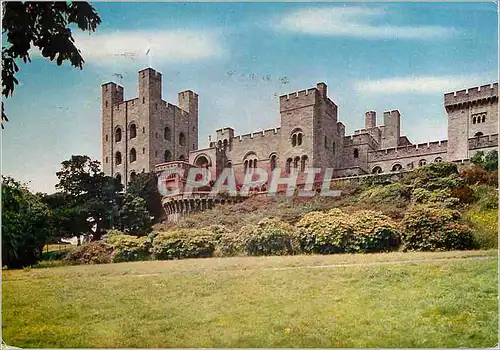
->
118;194;152;235
127;172;163;222
55;155;123;241
2;1;101;127
2;176;49;268
470;150;498;172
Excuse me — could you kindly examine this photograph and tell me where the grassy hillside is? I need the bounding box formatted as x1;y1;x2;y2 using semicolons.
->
3;250;498;348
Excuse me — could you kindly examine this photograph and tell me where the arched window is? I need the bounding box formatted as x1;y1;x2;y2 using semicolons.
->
115;151;122;165
178;155;185;161
129;123;137;139
482;115;486;123
297;133;303;146
301;155;308;172
179;132;186;146
293;156;300;170
354;148;359;158
286;158;292;173
253;159;257;169
392;164;403;172
418;159;427;167
164;150;172;162
270;154;277;171
227;161;232;168
115;173;122;184
291;129;303;147
223;139;228;149
164;127;171;141
130;172;137;182
372;166;382;174
115;127;122;142
244;160;249;173
434;157;443;163
195;155;210;168
292;134;297;147
475;132;484;137
473;116;477;124
324;136;328;148
129;148;137;163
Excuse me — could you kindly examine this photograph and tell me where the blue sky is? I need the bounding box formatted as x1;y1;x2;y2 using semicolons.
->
2;2;498;193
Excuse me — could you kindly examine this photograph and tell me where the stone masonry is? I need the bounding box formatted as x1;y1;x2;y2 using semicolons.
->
101;67;498;185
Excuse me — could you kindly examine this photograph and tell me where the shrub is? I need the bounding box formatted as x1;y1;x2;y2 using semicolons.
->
239;218;298;256
400;205;475;251
107;234;151;262
411;187;461;208
150;228;216;260
63;241;112;265
296;209;400;254
357;182;411;207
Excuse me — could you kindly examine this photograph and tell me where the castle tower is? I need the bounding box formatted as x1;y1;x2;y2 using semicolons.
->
278;82;340;170
380;110;401;149
101;67;199;188
444;83;498;161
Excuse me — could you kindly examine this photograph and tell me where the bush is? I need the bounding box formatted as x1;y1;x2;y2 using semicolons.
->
296;209;400;254
400;205;475;251
150;228;216;260
240;218;298;256
357;182;411;207
63;241;112;265
107;234;151;262
211;225;245;257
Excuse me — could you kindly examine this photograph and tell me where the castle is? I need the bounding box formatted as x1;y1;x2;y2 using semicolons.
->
101;67;498;188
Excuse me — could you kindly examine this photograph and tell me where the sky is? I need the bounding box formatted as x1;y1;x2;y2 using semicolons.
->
2;2;498;194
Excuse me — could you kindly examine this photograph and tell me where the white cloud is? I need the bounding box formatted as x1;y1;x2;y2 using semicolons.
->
32;29;225;66
355;74;496;94
276;7;456;39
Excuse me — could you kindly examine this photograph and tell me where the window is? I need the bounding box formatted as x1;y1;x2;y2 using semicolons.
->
142;148;145;154
115;173;122;184
324;136;328;148
244;160;249;173
105;157;108;163
142;97;145;104
178;155;185;161
223;139;228;148
353;148;359;158
434;157;443;163
301;155;308;172
332;142;336;156
164;127;171;141
143;127;145;134
291;129;303;147
115;151;122;165
129;123;137;139
164;150;172;162
372;166;382;174
130;172;137;182
392;164;403;172
105;134;108;142
286;158;292;173
105;100;108;107
473;116;477;124
482;115;486;123
475;132;484;137
293;156;300;170
115;127;122;142
418;159;427;167
270;154;277;171
129;148;137;163
179;132;186;146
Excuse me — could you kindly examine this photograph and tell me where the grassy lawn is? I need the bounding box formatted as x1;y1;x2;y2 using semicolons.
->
2;250;498;348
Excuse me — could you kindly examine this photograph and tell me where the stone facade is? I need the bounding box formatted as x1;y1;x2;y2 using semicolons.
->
101;68;498;185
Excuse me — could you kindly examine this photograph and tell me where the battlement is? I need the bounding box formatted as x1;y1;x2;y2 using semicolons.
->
139;67;162;79
468;133;499;150
279;88;318;112
444;83;498;107
235;128;280;142
216;127;234;134
368;140;448;161
165;102;188;117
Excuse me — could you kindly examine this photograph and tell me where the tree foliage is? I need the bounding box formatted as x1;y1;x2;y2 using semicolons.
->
470;150;498;172
1;1;101;127
2;176;49;268
127;172;163;222
55;155;123;241
117;194;152;235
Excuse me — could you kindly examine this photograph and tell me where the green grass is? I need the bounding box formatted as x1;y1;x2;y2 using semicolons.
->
3;250;498;348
